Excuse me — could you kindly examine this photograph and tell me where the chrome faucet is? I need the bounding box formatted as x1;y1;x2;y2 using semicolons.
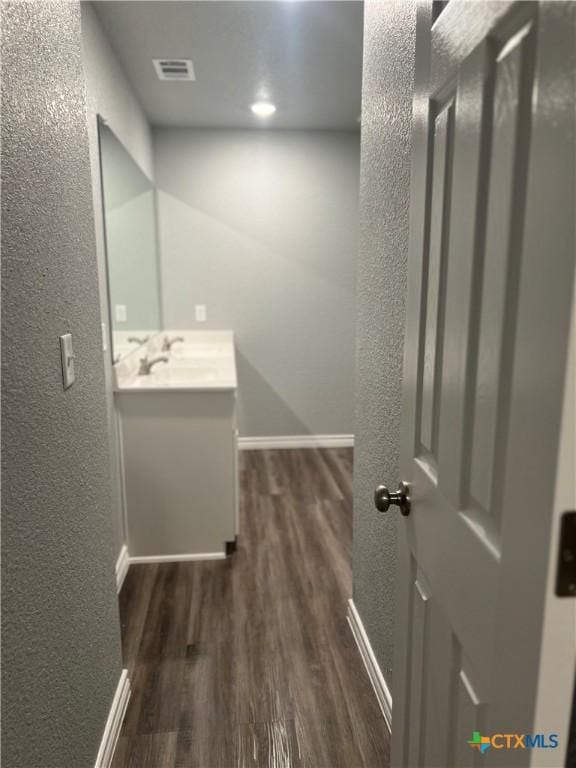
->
161;335;185;352
128;336;149;345
138;355;169;376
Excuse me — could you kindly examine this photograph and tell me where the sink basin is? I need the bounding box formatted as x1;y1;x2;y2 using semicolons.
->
167;356;229;369
169;343;229;359
130;366;221;388
115;330;237;391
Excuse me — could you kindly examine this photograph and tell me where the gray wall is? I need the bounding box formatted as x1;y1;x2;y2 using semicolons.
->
1;3;124;766
352;0;417;685
81;1;155;557
154;128;360;437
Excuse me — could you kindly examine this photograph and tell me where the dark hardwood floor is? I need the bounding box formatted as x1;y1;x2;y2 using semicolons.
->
112;448;390;768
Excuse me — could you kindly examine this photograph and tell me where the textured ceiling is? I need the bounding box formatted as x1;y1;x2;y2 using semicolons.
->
92;1;363;130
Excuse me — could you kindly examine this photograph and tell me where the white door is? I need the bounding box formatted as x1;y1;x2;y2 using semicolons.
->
386;2;576;766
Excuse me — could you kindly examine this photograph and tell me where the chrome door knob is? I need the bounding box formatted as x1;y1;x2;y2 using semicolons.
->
374;481;411;516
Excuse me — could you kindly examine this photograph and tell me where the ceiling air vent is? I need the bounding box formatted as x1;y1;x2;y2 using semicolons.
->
153;59;196;82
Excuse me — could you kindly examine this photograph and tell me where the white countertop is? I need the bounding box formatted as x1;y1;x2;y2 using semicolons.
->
114;330;237;392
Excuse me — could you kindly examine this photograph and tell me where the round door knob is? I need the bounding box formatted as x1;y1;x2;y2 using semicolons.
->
374;481;411;516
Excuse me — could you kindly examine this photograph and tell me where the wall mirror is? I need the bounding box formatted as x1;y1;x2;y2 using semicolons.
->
98;118;162;363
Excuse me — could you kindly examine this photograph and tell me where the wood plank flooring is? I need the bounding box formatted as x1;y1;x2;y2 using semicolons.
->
112;448;390;768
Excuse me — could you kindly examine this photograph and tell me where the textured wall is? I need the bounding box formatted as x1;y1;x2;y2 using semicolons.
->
81;2;156;557
1;3;123;766
154;128;360;437
352;0;417;684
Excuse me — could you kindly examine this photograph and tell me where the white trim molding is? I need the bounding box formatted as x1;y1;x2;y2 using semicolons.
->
115;545;129;593
128;552;226;565
347;599;392;732
238;434;354;450
94;669;131;768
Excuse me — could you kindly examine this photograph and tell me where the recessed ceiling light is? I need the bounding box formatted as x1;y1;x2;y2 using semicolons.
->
251;101;276;118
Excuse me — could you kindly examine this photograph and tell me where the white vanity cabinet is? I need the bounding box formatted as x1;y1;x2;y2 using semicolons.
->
115;332;238;560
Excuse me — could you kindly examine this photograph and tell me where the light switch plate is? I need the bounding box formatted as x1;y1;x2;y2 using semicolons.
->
115;304;127;323
195;304;207;323
60;333;75;390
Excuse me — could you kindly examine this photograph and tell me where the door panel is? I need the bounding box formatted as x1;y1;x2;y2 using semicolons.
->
436;39;494;511
469;23;533;528
411;458;498;686
403;563;490;768
421;595;453;767
420;103;453;461
391;2;575;766
406;572;430;768
453;665;486;768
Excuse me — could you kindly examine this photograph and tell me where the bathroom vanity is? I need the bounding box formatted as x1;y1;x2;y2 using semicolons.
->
114;331;238;561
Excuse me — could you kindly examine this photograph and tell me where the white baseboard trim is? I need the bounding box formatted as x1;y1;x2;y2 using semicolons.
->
94;669;131;768
115;545;129;593
347;599;392;733
128;552;226;564
238;434;354;450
